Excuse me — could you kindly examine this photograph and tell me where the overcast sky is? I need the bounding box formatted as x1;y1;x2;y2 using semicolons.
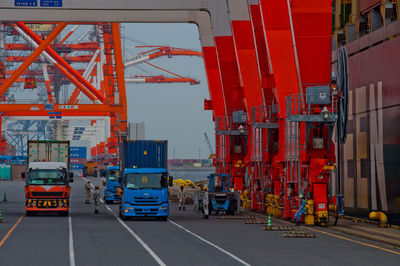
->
122;23;215;159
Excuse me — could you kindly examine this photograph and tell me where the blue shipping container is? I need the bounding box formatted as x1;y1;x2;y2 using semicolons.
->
119;140;167;171
70;163;84;170
69;147;87;158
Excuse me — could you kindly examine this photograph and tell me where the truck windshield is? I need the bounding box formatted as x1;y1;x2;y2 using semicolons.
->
27;169;67;185
125;173;165;189
107;170;119;181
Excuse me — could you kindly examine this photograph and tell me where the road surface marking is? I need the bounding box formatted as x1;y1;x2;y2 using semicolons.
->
273;217;400;256
80;175;167;266
308;227;400;256
68;215;76;266
105;205;167;266
169;219;251;266
0;215;23;247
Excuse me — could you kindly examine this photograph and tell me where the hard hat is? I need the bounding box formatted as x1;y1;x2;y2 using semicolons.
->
88;180;90;183
95;185;99;189
299;194;303;199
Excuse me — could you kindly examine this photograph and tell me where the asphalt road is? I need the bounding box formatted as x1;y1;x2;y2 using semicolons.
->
0;175;399;266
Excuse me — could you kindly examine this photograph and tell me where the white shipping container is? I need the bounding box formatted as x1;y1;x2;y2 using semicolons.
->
28;141;70;167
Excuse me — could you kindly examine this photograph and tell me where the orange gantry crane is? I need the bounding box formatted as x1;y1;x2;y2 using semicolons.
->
0;22;202;160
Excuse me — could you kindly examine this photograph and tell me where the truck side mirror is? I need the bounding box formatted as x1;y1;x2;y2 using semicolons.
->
168;176;173;187
69;172;74;183
21;172;25;179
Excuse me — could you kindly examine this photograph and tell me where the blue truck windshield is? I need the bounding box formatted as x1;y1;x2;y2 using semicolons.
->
107;170;119;181
125;173;164;189
28;169;67;185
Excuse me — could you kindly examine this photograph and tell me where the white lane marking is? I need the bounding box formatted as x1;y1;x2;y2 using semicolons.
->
168;220;251;266
104;204;167;266
68;215;76;266
80;175;167;266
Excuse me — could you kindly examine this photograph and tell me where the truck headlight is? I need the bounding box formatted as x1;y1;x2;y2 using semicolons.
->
159;206;168;211
125;206;133;210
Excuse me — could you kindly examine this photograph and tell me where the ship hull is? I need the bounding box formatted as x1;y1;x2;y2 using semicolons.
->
333;20;400;224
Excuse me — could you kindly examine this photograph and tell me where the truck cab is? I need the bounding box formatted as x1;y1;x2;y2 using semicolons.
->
104;165;120;204
118;168;171;221
24;162;73;216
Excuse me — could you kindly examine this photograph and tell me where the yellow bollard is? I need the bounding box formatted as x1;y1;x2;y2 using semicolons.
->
243;190;251;209
272;195;281;217
266;194;273;215
369;211;388;227
317;211;328;226
304;200;315;225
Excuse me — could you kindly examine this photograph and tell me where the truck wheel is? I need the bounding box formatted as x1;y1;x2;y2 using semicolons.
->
160;216;168;221
26;211;32;216
105;200;112;204
228;200;237;215
59;211;69;216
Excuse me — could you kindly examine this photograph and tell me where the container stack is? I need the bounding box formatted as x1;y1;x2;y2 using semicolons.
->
70;147;87;171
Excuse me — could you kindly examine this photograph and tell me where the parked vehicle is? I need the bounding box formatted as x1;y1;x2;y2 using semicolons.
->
117;140;173;220
23;140;73;216
83;161;98;177
103;165;120;204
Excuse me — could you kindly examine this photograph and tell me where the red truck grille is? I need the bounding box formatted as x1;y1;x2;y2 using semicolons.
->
31;192;64;197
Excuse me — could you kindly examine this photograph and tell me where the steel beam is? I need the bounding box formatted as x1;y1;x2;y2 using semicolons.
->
16;22;106;103
0;23;67;97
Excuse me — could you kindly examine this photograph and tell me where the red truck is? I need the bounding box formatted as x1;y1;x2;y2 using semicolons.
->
23;141;73;216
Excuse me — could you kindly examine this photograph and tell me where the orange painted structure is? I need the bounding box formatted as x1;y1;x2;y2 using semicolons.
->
201;0;338;224
0;1;342;225
0;22;201;163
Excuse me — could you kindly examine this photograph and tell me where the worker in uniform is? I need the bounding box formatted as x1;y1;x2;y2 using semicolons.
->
93;185;100;214
178;185;186;211
85;180;91;204
202;189;209;219
294;194;306;225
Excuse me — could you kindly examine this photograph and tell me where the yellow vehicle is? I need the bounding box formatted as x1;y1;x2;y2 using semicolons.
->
83;161;98;177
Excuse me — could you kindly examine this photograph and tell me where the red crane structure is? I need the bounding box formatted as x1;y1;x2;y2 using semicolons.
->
0;0;344;226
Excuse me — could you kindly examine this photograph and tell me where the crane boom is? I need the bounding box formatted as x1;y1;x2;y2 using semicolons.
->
204;132;213;154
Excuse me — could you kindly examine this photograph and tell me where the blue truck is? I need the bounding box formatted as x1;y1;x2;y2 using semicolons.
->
117;140;172;221
104;165;121;204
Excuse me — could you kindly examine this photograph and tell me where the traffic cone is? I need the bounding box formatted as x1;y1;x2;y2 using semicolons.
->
3;192;7;202
267;214;272;228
